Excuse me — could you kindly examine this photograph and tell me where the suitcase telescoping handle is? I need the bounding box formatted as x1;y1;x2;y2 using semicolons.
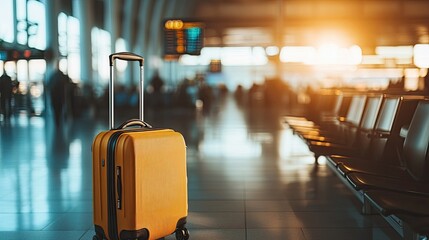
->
109;52;146;130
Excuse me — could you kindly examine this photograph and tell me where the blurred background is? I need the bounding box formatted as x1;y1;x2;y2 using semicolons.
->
0;0;429;121
1;1;429;239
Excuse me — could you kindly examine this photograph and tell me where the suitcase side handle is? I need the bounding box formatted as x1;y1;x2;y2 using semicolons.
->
116;119;152;129
116;166;122;209
109;52;145;129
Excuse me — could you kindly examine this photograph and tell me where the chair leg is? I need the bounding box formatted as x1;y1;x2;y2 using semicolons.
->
402;222;425;240
361;197;377;215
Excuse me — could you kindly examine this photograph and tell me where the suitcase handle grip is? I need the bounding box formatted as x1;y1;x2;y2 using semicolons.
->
109;52;144;66
117;119;152;129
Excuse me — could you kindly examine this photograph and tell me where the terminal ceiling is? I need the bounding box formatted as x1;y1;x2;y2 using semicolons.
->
108;0;429;52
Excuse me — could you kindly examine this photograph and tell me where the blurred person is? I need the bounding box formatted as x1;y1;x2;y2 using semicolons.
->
387;77;405;92
149;70;165;107
234;84;245;105
176;78;194;108
127;85;139;107
388;69;405;92
0;69;13;119
198;80;213;110
47;63;70;125
68;81;81;118
424;71;429;95
115;85;128;107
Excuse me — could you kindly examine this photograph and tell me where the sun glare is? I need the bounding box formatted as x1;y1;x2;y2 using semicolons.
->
414;44;429;68
280;44;362;66
317;43;339;65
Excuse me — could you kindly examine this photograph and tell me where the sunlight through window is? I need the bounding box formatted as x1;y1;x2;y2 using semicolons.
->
414;44;429;68
0;0;14;43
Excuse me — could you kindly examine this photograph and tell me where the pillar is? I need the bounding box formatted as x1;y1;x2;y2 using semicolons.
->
73;0;93;85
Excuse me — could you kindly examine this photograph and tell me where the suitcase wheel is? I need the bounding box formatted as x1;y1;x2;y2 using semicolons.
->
92;234;103;240
175;227;189;240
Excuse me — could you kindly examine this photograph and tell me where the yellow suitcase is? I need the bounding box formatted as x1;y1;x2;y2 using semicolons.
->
92;53;188;240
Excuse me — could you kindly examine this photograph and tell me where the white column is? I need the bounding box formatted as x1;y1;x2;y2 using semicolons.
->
105;0;118;54
73;0;93;85
146;0;166;83
134;0;152;86
45;0;60;74
44;0;61;116
122;0;137;85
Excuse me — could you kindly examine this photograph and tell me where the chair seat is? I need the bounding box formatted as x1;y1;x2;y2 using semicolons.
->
364;189;429;216
395;214;429;237
346;171;429;194
336;159;407;177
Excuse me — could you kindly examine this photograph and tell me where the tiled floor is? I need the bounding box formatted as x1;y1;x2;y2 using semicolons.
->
0;94;401;240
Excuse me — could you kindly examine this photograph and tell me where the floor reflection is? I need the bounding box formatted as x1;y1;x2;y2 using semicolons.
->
0;112;97;232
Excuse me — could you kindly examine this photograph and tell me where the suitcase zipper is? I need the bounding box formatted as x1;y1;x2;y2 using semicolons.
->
107;131;125;240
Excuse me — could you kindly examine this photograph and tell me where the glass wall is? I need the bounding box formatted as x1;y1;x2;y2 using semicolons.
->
58;12;81;82
173;43;427;93
0;0;15;43
15;0;46;49
0;0;47;115
91;27;111;96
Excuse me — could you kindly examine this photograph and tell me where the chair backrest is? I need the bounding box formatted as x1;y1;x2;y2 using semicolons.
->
360;95;384;131
382;95;426;166
310;89;339;121
345;95;367;126
336;94;353;120
404;99;429;181
332;93;344;115
335;95;367;144
319;91;352;122
365;96;401;161
352;94;383;153
374;96;400;132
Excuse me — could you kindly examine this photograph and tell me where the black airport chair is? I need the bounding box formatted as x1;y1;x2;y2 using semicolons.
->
344;99;429;195
362;182;429;238
284;90;351;130
364;189;429;216
328;95;424;176
305;94;383;161
294;94;367;143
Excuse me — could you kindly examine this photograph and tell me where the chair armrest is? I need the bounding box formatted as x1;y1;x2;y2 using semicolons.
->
400;125;409;138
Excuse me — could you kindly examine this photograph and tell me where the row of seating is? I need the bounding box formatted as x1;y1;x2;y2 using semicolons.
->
283;90;429;240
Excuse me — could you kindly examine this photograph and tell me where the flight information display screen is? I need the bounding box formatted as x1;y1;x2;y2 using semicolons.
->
0;51;7;61
164;19;204;56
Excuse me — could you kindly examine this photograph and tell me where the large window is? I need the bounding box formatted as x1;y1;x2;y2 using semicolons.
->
58;12;81;82
0;0;14;43
91;27;111;94
16;0;46;49
0;0;48;85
